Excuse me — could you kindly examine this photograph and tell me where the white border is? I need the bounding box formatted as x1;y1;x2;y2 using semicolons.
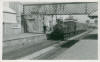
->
0;0;99;62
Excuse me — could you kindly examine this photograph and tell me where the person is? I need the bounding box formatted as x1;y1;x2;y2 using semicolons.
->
50;19;65;40
43;22;47;34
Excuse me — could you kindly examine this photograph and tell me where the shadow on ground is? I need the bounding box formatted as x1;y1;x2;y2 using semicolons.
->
60;40;79;48
60;34;98;48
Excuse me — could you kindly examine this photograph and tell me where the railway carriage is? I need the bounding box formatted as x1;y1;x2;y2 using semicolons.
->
63;20;76;38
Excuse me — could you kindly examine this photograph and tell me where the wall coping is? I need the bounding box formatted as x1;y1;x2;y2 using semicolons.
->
3;33;45;42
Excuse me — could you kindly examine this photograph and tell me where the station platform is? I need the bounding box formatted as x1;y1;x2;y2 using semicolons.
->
3;29;98;60
3;33;46;56
52;29;98;60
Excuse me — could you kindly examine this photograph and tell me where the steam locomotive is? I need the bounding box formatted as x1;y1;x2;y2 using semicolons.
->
47;19;88;40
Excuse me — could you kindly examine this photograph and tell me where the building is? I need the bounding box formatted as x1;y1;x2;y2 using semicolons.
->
3;2;22;36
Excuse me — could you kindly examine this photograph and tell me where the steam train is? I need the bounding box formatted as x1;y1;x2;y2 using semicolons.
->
47;19;88;40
